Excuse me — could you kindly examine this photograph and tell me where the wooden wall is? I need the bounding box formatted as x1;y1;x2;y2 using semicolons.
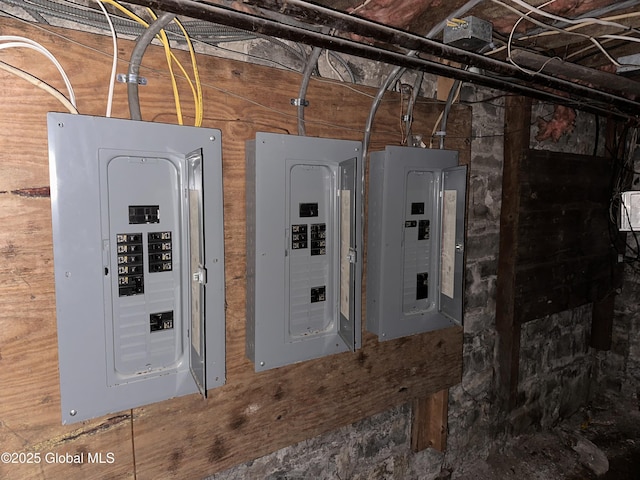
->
0;18;469;479
496;97;616;407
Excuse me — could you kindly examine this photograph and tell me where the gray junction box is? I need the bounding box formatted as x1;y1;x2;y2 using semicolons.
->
367;146;466;341
48;113;226;424
246;132;362;371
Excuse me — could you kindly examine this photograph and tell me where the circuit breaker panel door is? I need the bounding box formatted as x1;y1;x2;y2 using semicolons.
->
48;113;225;424
366;146;466;341
439;165;467;324
187;150;207;397
246;132;362;372
338;156;360;351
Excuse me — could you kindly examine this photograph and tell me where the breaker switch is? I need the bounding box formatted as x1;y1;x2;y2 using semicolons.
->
117;233;144;296
310;286;326;303
310;223;327;256
148;232;172;272
411;202;425;215
418;220;430;240
299;202;319;217
150;311;174;332
416;272;429;300
129;205;159;224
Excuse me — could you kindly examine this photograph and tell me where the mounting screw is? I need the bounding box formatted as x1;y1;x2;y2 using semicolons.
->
260;361;265;367
209;136;216;142
58;122;64;128
69;409;77;416
65;271;71;278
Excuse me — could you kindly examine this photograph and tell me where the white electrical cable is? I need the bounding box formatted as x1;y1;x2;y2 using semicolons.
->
506;0;638;31
490;0;622;67
0;36;76;106
601;34;640;44
0;60;78;114
507;0;556;74
94;0;118;117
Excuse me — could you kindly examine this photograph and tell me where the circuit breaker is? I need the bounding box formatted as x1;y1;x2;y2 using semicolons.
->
246;132;362;371
48;113;225;424
367;146;466;341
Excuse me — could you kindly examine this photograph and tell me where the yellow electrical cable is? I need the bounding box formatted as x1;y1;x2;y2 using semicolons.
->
99;0;200;125
174;17;203;126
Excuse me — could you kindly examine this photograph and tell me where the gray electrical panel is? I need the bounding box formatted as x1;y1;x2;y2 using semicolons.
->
246;132;362;371
48;113;225;424
367;146;466;341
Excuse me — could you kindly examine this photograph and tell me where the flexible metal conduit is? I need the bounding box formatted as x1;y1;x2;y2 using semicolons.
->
297;46;323;135
128;11;176;121
363;0;483;159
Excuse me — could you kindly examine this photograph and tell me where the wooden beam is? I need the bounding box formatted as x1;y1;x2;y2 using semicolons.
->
510;50;640;101
411;389;449;452
591;292;615;350
591;116;627;351
496;95;531;409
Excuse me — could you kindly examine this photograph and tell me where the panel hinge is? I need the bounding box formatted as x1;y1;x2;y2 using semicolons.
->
347;247;357;264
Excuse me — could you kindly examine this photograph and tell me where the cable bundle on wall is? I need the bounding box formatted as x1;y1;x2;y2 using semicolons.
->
0;34;77;113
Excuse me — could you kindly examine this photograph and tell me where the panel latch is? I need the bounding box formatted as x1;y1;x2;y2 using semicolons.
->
193;267;207;284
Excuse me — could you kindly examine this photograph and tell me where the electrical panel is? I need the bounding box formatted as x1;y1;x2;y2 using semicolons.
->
48;113;225;424
246;132;362;371
619;191;640;231
367;146;466;341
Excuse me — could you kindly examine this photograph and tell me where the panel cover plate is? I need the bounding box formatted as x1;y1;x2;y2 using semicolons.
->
48;113;225;424
246;132;362;371
366;146;466;341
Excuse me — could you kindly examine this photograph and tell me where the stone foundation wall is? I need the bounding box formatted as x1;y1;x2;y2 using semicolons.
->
510;305;594;432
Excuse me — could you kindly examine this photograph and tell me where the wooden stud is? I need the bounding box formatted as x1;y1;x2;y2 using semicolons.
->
496;95;531;409
411;389;449;452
